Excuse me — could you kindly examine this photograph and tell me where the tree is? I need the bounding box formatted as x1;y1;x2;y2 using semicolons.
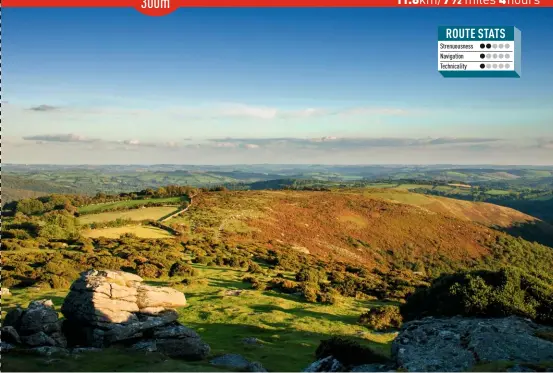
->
155;187;168;198
16;199;45;215
38;211;80;240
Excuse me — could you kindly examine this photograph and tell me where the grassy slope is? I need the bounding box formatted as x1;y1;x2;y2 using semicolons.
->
365;189;536;228
2;175;80;205
169;189;551;269
2;265;395;372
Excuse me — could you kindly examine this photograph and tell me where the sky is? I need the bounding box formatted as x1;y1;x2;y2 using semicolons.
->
3;7;553;165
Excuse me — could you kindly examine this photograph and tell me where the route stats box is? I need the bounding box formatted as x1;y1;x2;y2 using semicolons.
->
438;26;521;78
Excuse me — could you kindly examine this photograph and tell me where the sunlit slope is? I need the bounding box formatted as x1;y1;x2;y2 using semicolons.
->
169;190;553;269
364;189;536;228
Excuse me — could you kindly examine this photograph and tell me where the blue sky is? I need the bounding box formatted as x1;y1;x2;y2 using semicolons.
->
3;7;553;164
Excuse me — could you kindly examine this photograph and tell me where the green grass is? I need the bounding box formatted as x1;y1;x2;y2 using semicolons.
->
81;225;174;238
484;189;512;196
78;207;179;224
78;197;184;214
434;185;455;192
393;184;433;191
1;265;396;372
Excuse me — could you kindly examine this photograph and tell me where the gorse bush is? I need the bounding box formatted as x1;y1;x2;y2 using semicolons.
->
268;278;299;293
358;306;403;331
3;229;32;240
242;275;266;290
315;337;389;366
401;267;553;325
247;261;264;274
169;262;197;277
136;263;163;278
296;267;327;283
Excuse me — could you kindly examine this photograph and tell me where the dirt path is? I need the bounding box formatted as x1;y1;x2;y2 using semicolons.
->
158;193;196;222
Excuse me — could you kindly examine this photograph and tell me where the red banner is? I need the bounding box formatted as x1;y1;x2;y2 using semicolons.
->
2;0;550;16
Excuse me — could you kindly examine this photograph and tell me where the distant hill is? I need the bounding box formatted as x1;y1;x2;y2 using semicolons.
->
1;175;79;205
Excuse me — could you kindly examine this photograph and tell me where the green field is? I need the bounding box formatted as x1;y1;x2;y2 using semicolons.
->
394;183;434;191
484;189;512;196
78;206;179;224
77;197;184;214
2;265;395;372
81;225;174;238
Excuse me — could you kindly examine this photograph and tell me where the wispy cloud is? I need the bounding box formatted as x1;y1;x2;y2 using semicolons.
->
18;101;424;122
22;133;185;150
205;136;502;149
537;138;553;149
22;133;99;143
28;104;60;112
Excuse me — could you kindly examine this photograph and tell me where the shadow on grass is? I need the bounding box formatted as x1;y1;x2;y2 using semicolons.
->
250;304;359;325
209;278;251;290
200;265;248;274
2;347;230;372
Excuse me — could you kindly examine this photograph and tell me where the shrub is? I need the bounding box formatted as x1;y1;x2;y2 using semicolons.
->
192;255;210;265
243;275;265;290
242;275;256;283
268;278;299;293
38;211;80;240
359;306;403;331
251;279;266;290
181;278;195;286
3;229;32;240
136;263;162;278
247;261;264;274
169;262;197;277
315;337;389;366
401;267;553;325
296;267;326;283
301;282;319;303
318;288;341;305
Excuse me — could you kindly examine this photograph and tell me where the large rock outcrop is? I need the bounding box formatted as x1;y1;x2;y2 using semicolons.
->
61;269;186;327
2;270;209;361
392;316;553;372
303;316;553;372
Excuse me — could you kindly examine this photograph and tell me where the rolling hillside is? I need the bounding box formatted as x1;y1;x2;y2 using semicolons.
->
1;175;79;205
169;189;553;271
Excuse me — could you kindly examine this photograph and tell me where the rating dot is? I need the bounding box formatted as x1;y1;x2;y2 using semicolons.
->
505;53;510;59
486;53;491;58
480;53;485;59
493;43;497;49
493;53;498;58
480;43;486;49
499;44;504;49
499;63;504;69
493;63;498;68
486;43;492;49
505;43;510;49
499;53;504;59
505;63;510;69
486;63;491;68
480;63;485;69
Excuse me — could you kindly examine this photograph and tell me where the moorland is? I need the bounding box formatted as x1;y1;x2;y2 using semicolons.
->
2;164;553;371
